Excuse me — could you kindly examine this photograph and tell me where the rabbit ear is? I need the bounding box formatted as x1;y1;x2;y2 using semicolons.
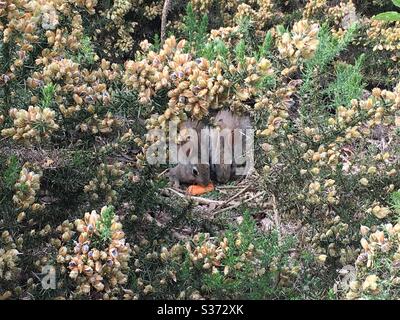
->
185;147;192;158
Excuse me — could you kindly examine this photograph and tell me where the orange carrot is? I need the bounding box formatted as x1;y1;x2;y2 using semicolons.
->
186;183;214;196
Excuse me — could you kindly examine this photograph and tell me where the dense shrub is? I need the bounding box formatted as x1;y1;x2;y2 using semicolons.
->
1;0;400;300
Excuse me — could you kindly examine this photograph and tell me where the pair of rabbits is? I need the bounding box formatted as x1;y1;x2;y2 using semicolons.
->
169;110;251;188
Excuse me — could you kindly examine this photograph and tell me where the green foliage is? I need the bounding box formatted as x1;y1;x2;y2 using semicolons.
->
237;17;258;50
389;191;400;215
305;24;358;75
201;39;229;62
300;23;359;111
257;30;274;59
151;34;161;52
374;0;400;21
70;35;96;65
137;211;297;300
0;41;12;112
305;23;358;76
1;155;20;191
183;3;209;52
374;11;400;21
234;39;246;65
1;0;400;301
41;83;56;109
96;206;115;245
276;24;286;35
324;54;365;109
202;212;296;299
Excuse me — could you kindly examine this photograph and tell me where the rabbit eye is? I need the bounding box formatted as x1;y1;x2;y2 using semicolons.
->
192;167;199;176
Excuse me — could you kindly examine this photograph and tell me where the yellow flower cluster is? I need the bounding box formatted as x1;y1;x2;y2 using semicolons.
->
367;20;400;53
42;13;84;52
327;1;357;39
277;19;319;69
159;233;244;276
191;0;213;14
0;0;119;142
84;163;125;203
29;57;121;134
269;256;300;287
1;106;59;144
73;0;98;14
143;1;163;20
13;165;44;212
303;0;327;19
123;37;182;104
367;203;391;219
259;77;400;223
199;0;273;28
0;0;93;79
346;222;400;299
209;25;241;45
332;88;400;146
234;1;274;28
80;111;121;135
217;0;240;26
309;87;400;199
256;82;299;137
54;220;74;245
167;56;228;118
308;178;339;205
155;229;287;295
175;232;267;278
311;216;359;266
188;233;229;272
235;3;256;22
0;231;20;282
298;143;341;205
99;128;135;156
144;113;185;154
101;0;139;55
126;33;275;145
256;0;274;26
0;1;36;78
327;1;357;27
124;36;230;120
230;57;274;112
39;3;59;31
159;243;185;263
56;207;131;297
108;0;134;22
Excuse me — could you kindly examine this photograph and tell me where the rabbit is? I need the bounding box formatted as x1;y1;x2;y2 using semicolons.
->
168;111;252;187
169;120;211;188
210;110;251;183
169;162;211;188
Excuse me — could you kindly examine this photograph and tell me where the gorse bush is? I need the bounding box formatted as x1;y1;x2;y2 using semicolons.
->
130;212;297;300
1;0;400;300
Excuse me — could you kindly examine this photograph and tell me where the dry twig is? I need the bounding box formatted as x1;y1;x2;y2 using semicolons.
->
161;0;172;43
271;194;282;243
164;187;225;205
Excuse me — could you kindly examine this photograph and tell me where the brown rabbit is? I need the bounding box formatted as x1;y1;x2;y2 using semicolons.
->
169;120;211;188
211;110;251;183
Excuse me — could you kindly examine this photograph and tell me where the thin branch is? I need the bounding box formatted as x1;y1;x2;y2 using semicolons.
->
161;0;172;44
213;191;266;215
272;194;282;244
164;187;225;205
157;168;169;178
222;185;251;206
